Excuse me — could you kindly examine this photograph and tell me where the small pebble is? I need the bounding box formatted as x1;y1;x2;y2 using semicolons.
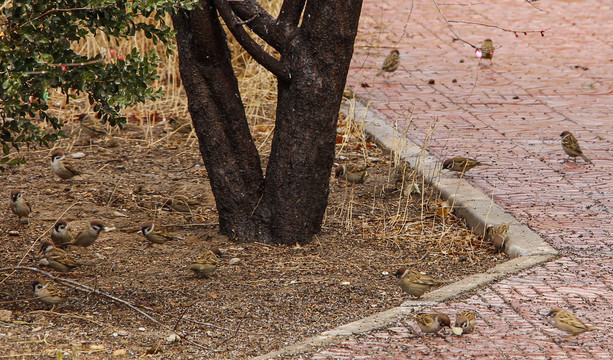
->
229;258;241;265
71;152;86;159
8;231;20;236
166;333;180;343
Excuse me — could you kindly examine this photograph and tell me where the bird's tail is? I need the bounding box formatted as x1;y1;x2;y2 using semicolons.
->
376;69;384;77
580;154;591;163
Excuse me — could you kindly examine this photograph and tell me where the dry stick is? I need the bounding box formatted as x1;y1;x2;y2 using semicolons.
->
29;310;110;328
0;267;210;351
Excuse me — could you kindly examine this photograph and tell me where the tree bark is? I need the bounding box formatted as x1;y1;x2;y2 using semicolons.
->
172;3;267;242
172;0;363;245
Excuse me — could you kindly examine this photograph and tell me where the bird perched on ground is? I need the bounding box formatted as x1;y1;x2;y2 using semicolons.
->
41;242;82;272
486;223;510;253
70;220;105;249
548;308;598;338
165;195;201;213
442;157;489;173
51;219;73;248
395;268;446;299
138;222;181;245
377;49;400;76
168;116;193;134
415;313;451;335
31;279;68;305
335;164;368;184
78;113;107;138
9;189;31;223
188;249;220;278
50;149;82;180
452;311;477;335
560;131;591;163
480;39;495;64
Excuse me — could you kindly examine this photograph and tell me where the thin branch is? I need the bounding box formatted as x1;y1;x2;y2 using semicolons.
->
448;20;550;35
236;14;257;26
10;7;98;32
228;0;285;51
213;0;290;81
0;267;209;351
524;0;548;13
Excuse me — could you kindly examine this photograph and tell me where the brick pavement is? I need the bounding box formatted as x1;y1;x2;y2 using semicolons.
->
290;0;613;358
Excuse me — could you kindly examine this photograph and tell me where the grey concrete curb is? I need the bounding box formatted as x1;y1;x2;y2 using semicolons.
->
251;100;558;360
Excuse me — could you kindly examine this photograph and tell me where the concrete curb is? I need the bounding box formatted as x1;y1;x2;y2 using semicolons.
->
251;100;558;360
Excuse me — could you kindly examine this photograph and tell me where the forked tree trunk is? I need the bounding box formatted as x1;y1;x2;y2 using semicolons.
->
172;0;362;244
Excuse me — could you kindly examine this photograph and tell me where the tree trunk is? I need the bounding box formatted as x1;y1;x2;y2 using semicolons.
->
172;0;362;245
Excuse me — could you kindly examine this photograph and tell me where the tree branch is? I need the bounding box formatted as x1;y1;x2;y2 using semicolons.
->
228;0;285;51
214;0;290;81
277;0;306;28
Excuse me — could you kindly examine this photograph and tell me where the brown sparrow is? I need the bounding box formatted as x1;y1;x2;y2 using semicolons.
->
452;311;476;335
415;313;451;335
31;279;68;305
548;308;597;337
335;164;367;184
165;195;201;213
168;116;193;134
442;157;489;173
395;268;446;299
486;223;509;253
377;49;400;76
9;189;31;223
138;222;181;244
51;219;73;248
560;131;591;162
480;39;494;64
41;242;82;272
78;113;107;137
189;249;220;278
50;149;82;180
70;220;105;248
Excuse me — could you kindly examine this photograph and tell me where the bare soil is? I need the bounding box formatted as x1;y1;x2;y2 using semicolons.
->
0;117;506;359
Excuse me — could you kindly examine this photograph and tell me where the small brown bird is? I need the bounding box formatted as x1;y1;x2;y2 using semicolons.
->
415;313;451;335
480;39;495;64
452;311;477;335
70;220;105;248
41;242;82;272
548;308;597;338
31;279;68;305
442;157;489;173
189;249;220;278
138;222;181;245
560;131;591;162
335;164;368;184
9;189;31;223
51;219;73;248
486;223;509;253
165;195;201;213
377;49;400;76
395;268;446;299
50;149;82;180
78;113;107;137
168;116;193;134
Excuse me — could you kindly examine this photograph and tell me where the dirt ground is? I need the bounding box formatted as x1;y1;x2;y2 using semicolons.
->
0;114;506;359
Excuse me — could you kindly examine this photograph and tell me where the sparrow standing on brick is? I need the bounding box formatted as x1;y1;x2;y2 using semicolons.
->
9;189;31;223
395;268;446;299
480;39;495;65
31;279;68;305
70;220;105;249
335;164;368;184
560;131;591;162
189;249;220;278
415;313;451;335
377;49;400;76
442;157;489;173
41;242;82;272
138;222;181;245
51;219;73;248
50;150;82;180
548;308;597;338
452;311;476;335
